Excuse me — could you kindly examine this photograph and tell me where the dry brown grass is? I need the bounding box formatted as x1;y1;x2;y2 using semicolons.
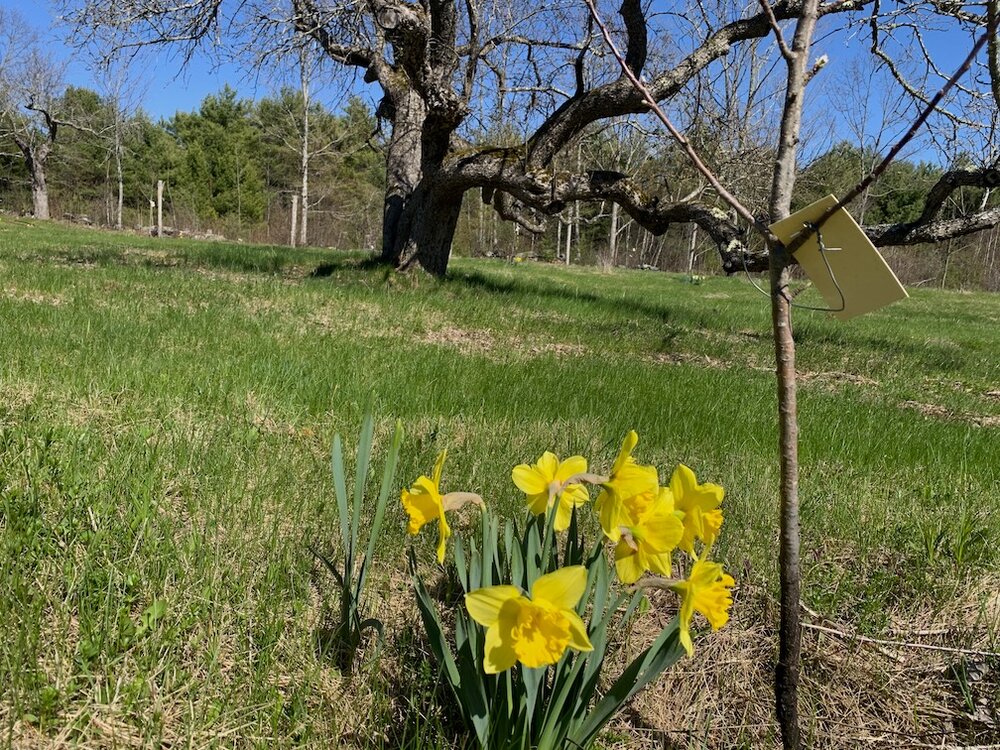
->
899;400;1000;429
420;323;588;360
611;578;1000;749
2;285;66;306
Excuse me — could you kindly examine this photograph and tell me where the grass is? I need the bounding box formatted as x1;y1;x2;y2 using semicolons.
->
1;216;998;748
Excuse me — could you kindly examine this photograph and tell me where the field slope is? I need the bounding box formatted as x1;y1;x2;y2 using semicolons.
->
1;218;998;748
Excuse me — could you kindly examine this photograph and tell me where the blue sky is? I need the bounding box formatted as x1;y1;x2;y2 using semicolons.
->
0;0;263;119
1;1;282;120
1;0;984;163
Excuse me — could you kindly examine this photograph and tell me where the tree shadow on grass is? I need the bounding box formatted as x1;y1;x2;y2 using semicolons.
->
446;266;741;335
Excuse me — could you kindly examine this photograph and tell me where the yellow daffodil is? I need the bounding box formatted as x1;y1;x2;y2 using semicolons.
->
614;488;684;584
670;464;724;555
512;451;589;532
402;450;483;563
465;566;594;672
670;559;735;657
594;431;659;542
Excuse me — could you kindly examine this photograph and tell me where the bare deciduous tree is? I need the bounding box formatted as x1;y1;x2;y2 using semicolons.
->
1;9;110;221
54;0;1000;274
55;0;997;276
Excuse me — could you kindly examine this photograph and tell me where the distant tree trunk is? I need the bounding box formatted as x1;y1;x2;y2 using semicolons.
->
32;171;49;220
115;133;124;230
21;147;51;220
688;224;698;272
609;201;619;265
565;215;572;265
574;141;582;261
300;48;310;246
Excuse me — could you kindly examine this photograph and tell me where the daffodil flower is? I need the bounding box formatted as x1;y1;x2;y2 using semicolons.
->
512;452;591;532
594;431;659;542
614;488;684;584
669;559;735;657
402;450;483;563
670;464;724;555
465;566;594;672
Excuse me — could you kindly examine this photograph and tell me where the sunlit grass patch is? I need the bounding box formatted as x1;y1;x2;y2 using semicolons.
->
0;219;997;747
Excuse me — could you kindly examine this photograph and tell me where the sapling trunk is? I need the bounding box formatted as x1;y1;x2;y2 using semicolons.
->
770;254;801;749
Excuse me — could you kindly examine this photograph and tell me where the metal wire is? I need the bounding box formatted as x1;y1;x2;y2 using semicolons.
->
740;222;847;313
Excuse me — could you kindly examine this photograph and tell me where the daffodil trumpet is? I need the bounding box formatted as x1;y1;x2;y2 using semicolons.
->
631;560;735;657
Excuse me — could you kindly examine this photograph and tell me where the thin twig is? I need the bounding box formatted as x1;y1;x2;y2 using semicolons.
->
759;0;794;60
581;0;774;244
787;31;991;255
803;622;1000;659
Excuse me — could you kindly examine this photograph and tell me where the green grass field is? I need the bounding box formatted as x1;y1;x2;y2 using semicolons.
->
1;217;998;748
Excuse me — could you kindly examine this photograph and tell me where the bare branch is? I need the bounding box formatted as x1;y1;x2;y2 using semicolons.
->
868;206;1000;245
760;0;795;60
988;0;1000;110
581;0;771;240
788;31;992;254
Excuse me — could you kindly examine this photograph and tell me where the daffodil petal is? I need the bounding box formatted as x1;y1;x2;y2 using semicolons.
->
679;624;694;658
482;624;518;674
537;451;559;479
613;542;644;585
512;464;548;495
562;483;589;507
465;586;522;627
555;455;588;482
530;566;587;610
613;463;659;502
432;450;448;488
595;489;623;542
678;585;695;657
639;509;684;553
436;510;451;564
563;610;593;652
644;550;673;577
670;463;696;498
525;492;549;516
554;497;573;532
612;431;639;476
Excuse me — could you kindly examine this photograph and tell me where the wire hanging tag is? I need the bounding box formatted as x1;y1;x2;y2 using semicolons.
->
768;195;908;321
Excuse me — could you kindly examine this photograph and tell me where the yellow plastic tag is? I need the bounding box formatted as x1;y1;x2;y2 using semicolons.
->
769;195;908;321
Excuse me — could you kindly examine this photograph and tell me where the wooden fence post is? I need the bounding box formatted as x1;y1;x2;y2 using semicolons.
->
156;180;164;238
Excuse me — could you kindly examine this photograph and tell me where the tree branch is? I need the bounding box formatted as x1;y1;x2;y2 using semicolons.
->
988;0;1000;110
868;206;1000;245
527;0;871;168
290;0;375;72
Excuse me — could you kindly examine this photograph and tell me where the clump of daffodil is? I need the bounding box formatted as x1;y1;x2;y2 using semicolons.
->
401;450;483;563
594;431;659;542
614;487;684;584
512;451;594;532
670;464;724;554
465;566;594;672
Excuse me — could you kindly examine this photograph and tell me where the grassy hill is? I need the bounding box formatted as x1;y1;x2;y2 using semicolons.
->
1;217;997;748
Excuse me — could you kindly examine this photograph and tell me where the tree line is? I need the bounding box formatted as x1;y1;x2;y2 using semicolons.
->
0;80;384;249
2;0;998;289
1;79;997;290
